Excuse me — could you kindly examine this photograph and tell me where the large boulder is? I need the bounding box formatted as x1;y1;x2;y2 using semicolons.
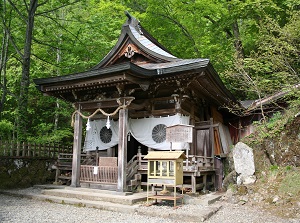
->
233;142;256;185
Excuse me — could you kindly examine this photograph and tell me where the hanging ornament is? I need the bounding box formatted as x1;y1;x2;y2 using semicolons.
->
86;118;91;131
127;132;131;141
106;116;111;129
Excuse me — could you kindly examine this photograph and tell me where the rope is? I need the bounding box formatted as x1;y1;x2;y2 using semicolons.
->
71;105;127;127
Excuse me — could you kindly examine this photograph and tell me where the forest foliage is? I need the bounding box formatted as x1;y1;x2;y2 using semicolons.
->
0;0;299;143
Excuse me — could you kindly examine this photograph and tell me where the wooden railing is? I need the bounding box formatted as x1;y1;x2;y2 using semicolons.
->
80;165;118;184
126;155;139;182
133;150;214;173
126;150;147;179
0;141;73;159
183;155;214;172
54;153;87;183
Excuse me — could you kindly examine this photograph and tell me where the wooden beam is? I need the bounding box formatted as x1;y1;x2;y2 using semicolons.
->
117;106;128;192
124;73;151;86
151;108;177;116
78;100;120;111
70;111;82;187
43;75;125;92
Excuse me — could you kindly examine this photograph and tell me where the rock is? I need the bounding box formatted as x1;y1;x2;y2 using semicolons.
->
239;196;249;205
236;175;255;185
223;187;234;199
222;170;237;189
272;195;280;203
253;193;264;202
237;185;248;195
233;142;256;185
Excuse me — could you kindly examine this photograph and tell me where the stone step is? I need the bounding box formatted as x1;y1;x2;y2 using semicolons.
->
80;182;117;191
33;194;138;213
0;186;223;222
35;192;222;222
41;187;147;205
184;192;223;205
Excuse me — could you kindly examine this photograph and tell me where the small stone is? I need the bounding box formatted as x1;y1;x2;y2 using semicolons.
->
272;195;279;203
237;185;248;195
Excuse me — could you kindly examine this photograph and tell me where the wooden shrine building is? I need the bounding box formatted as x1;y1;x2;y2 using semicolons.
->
34;12;237;193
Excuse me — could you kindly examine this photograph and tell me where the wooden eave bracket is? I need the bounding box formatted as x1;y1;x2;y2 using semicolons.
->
123;73;150;90
116;96;135;107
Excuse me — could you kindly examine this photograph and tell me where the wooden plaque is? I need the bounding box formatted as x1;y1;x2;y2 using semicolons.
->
166;124;194;143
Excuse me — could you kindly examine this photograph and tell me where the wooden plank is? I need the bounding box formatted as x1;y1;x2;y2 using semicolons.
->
196;129;209;156
211;106;224;124
99;157;117;167
214;128;222;155
22;142;25;157
151;108;177;116
209;118;214;162
218;124;232;154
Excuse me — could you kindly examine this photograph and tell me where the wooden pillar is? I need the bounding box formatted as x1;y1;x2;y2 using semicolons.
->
191;104;196;156
117;107;128;192
70;111;82;187
191;175;196;193
209;118;214;156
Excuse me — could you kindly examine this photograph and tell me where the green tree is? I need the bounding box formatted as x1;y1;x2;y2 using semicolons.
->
0;0;86;141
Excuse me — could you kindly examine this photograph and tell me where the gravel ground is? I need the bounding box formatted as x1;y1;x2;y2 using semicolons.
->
0;188;299;223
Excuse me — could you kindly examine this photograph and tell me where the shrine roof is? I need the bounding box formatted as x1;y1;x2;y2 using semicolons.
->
34;59;210;85
129;20;177;59
33;12;237;108
92;11;179;69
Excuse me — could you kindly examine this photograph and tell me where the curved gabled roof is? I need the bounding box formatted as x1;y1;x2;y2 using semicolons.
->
93;11;179;69
33;12;237;110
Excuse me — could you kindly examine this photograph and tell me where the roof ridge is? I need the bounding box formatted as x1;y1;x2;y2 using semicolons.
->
125;11;143;35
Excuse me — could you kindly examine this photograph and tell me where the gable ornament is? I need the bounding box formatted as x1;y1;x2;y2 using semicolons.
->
124;46;135;58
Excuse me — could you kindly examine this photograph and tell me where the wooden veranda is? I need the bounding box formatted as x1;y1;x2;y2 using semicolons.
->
54;148;215;193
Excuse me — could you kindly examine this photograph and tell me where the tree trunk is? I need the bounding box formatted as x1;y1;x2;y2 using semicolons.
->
17;0;38;141
54;8;65;131
0;0;9;115
227;1;245;59
232;21;245;59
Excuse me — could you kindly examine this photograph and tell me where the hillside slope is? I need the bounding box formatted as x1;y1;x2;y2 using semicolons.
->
227;108;300;219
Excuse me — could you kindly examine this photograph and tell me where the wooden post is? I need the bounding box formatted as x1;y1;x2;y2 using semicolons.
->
238;118;242;142
70;111;82;187
191;104;196;156
107;147;115;157
137;147;141;169
96;147;99;166
22;142;25;157
209;118;215;169
191;175;196;193
117;107;128;192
